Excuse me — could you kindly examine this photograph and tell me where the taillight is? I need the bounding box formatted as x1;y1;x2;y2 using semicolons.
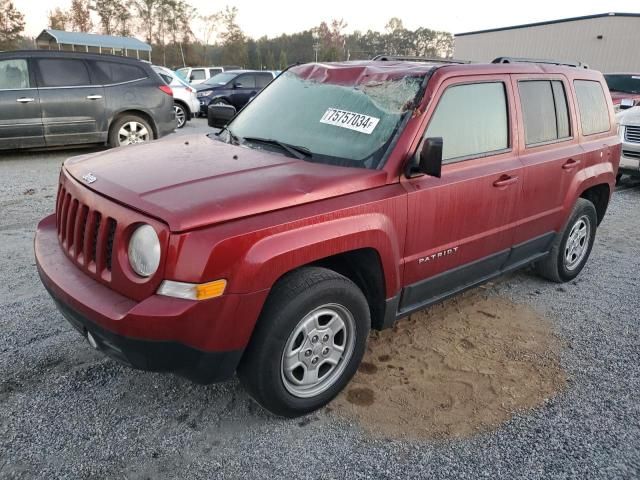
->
159;85;173;96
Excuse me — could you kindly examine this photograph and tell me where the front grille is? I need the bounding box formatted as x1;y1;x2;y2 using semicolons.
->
56;187;117;277
625;125;640;143
622;149;640;159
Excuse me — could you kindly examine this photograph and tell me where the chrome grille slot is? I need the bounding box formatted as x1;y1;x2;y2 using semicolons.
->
625;125;640;143
622;149;640;159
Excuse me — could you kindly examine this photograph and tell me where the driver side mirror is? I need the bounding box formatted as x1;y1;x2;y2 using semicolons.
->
409;137;443;178
207;104;237;128
233;82;242;89
620;98;635;110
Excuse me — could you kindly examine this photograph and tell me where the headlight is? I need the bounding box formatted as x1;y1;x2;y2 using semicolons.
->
128;224;160;277
197;90;212;98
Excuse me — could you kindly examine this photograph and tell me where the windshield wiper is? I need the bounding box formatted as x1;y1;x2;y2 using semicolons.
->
241;137;312;160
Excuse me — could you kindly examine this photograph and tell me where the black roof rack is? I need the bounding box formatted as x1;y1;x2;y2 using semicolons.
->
492;56;589;69
372;54;470;64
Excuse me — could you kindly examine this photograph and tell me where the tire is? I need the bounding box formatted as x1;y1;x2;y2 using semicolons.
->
238;267;370;417
108;115;154;148
212;98;231;106
616;173;622;185
535;198;598;283
174;102;187;128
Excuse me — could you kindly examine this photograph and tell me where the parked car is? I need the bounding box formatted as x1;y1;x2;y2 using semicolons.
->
175;65;242;85
35;57;619;417
153;65;199;128
195;70;276;114
616;106;640;180
604;73;640;111
0;50;175;151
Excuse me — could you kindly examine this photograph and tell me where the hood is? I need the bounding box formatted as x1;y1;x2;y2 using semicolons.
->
64;134;388;232
195;83;225;92
619;106;640;126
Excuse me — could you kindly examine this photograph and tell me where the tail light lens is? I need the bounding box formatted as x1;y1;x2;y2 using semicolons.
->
159;85;173;96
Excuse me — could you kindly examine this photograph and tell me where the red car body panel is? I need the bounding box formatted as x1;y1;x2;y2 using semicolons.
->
35;60;620;382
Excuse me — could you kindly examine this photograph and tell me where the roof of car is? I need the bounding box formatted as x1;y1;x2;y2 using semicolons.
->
0;50;150;65
289;60;603;86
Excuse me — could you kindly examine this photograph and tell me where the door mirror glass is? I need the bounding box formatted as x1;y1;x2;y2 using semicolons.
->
233;82;242;89
417;137;443;178
207;104;237;128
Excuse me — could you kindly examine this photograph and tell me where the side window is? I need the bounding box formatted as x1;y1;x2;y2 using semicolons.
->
209;68;222;76
36;58;90;87
574;80;610;135
190;69;205;81
518;80;571;145
92;61;146;84
236;74;256;88
0;59;30;89
425;82;509;162
256;73;273;88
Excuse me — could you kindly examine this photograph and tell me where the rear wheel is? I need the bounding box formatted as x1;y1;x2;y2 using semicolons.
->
535;198;597;282
108;115;154;147
174;102;187;128
238;267;370;417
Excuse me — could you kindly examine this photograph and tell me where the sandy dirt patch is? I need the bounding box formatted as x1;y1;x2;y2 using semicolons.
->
331;291;566;440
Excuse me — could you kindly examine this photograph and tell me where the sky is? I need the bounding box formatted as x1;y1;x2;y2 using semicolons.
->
17;0;640;40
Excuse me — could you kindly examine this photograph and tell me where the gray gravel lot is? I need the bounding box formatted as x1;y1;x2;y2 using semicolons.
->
1;118;639;479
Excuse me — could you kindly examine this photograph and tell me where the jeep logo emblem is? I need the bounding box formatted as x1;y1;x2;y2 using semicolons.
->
82;173;97;184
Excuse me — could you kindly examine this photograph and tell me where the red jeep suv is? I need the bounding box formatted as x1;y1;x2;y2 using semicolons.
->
35;57;620;417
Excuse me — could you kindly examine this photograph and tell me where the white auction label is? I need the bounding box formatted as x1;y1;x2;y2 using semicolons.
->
320;108;380;134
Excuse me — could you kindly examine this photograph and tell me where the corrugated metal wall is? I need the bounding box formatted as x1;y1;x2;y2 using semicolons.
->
454;16;640;72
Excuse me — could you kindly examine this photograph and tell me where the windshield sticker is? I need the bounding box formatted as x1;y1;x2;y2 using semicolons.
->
320;108;380;134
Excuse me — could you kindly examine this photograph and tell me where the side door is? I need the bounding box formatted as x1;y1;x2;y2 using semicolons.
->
400;76;522;313
228;73;257;109
0;58;44;150
34;57;106;147
510;75;586;249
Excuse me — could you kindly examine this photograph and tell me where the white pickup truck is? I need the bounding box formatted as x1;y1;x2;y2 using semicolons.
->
617;107;640;182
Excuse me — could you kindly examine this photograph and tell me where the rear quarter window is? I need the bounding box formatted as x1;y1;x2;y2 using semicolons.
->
574;80;610;135
92;61;147;84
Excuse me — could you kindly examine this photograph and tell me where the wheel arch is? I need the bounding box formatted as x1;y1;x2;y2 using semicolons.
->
108;109;159;139
579;183;610;225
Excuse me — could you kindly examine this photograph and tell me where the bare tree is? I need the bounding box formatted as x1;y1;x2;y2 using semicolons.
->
199;11;222;64
0;0;25;50
48;7;69;31
69;0;92;32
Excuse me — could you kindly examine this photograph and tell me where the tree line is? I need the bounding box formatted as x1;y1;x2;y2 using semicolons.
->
0;0;453;70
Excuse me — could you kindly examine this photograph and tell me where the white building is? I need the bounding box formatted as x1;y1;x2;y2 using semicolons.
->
454;13;640;72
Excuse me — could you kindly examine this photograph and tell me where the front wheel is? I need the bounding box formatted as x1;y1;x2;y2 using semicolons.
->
535;198;598;282
238;267;370;417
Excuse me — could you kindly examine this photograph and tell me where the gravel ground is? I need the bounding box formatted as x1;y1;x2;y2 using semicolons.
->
1;118;639;479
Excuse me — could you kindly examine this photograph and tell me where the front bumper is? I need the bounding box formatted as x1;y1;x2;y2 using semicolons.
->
620;141;640;174
35;214;268;384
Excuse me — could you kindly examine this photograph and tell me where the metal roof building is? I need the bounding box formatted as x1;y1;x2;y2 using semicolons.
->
454;13;640;72
36;29;151;61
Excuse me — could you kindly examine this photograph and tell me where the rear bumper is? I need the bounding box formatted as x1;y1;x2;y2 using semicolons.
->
35;214;268;383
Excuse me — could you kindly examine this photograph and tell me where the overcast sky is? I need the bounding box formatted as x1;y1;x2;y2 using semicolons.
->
18;0;640;39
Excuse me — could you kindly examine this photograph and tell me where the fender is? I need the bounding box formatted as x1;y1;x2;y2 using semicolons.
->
562;160;615;219
232;213;402;296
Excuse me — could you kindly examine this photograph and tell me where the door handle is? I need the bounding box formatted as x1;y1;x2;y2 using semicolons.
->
562;158;580;170
493;175;518;188
16;97;35;103
86;95;103;100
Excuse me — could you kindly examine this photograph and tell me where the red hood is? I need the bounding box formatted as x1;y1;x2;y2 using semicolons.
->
64;134;388;231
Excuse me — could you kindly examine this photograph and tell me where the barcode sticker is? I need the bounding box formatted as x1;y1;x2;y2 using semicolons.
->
320;108;380;134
